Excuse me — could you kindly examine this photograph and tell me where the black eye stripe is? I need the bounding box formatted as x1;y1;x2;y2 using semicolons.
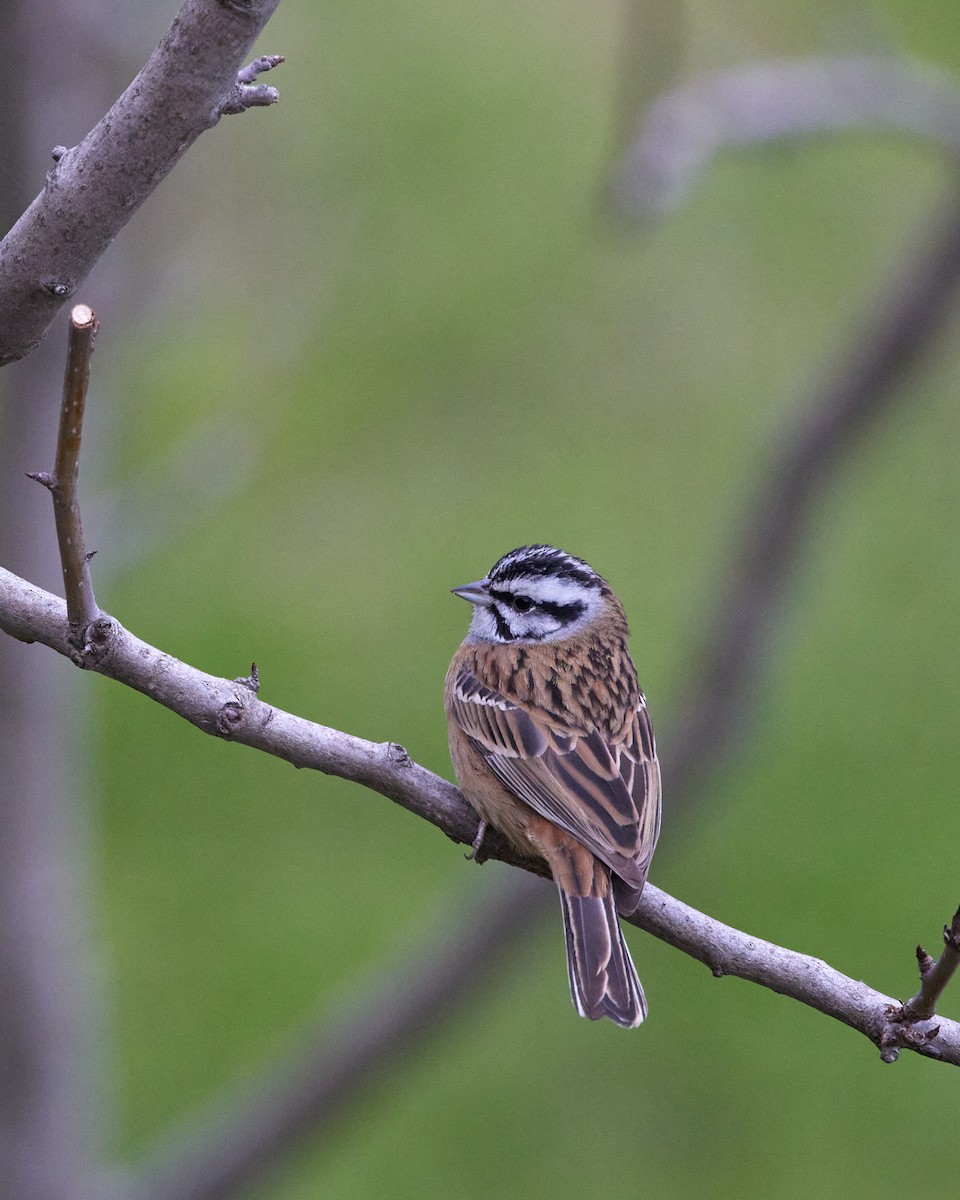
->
489;588;585;625
538;600;585;622
489;587;529;610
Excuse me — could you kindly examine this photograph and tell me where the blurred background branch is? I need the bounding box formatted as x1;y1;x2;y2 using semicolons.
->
665;196;960;801
0;9;116;1199
128;872;551;1200
612;55;960;215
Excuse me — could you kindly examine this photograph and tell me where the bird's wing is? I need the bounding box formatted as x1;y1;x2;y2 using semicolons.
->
448;668;660;892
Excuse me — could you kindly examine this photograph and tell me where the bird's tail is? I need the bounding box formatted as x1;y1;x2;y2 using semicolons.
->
557;880;647;1028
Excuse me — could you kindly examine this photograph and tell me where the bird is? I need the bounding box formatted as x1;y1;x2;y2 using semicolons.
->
444;544;661;1028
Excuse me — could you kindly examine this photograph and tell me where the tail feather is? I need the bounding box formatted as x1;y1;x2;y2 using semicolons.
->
558;885;647;1028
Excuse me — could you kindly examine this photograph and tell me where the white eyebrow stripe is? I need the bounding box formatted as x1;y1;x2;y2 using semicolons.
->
495;577;594;606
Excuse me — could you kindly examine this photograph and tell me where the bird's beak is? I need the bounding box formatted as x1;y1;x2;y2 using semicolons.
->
451;579;490;605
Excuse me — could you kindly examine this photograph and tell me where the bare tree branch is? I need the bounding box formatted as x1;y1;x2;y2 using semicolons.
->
638;888;958;1066
0;565;957;1071
0;0;283;367
0;565;479;845
612;55;960;215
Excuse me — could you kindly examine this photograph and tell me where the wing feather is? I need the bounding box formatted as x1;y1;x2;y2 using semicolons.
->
448;668;660;892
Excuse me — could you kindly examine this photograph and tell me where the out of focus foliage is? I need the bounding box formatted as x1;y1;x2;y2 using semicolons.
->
39;1;960;1195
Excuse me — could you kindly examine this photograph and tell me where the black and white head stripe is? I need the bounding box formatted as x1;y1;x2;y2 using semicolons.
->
488;545;609;592
456;545;611;644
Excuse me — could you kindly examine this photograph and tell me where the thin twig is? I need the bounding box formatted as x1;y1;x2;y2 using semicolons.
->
0;566;957;1071
26;305;100;648
890;907;960;1024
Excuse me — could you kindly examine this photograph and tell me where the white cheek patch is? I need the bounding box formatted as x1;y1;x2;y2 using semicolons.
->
517;611;563;640
467;607;501;642
532;605;595;642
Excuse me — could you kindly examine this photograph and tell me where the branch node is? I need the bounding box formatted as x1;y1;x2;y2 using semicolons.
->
387;742;411;766
25;470;56;490
880;1010;942;1063
219;53;284;115
87;615;115;648
917;945;935;976
235;662;260;693
45;146;70;191
216;698;246;737
66;615;117;670
40;276;75;298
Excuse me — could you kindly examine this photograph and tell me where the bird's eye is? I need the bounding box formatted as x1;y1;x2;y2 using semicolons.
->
513;595;534;613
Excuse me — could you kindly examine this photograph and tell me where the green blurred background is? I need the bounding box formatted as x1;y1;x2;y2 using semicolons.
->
14;0;960;1196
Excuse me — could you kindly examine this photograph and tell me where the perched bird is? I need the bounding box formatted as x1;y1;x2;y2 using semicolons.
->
445;544;661;1028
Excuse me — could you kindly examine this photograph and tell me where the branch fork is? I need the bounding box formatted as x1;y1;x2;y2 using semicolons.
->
220;53;284;115
903;909;960;1015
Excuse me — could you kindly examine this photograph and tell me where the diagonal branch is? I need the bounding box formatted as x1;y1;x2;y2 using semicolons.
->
0;565;957;1071
0;0;283;367
0;564;499;846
